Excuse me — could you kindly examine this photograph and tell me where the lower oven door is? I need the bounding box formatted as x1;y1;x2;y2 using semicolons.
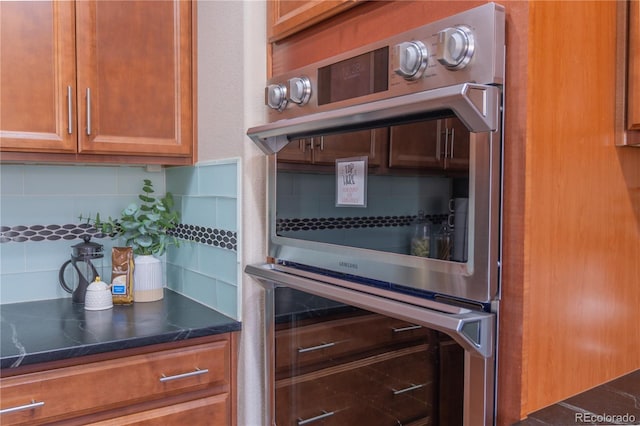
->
246;263;496;426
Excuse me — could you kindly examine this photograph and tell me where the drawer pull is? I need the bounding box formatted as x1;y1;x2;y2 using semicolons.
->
0;400;45;415
297;410;335;425
392;325;423;333
297;342;336;353
392;383;425;395
159;367;209;383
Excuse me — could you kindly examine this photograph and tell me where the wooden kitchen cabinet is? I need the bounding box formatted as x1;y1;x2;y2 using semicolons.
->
277;138;313;163
627;0;640;131
87;394;229;426
0;334;236;426
268;1;362;42
0;1;76;153
616;0;640;146
0;0;194;164
389;121;441;169
389;117;470;171
278;128;387;166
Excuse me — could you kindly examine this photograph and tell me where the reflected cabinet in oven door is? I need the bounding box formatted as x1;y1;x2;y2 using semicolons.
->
273;289;464;426
277;128;387;167
389;117;470;171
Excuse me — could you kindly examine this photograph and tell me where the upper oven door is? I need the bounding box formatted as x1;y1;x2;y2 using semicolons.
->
248;83;502;304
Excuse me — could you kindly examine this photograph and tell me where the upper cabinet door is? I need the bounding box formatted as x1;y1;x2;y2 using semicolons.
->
616;0;640;146
268;0;361;42
0;1;76;153
389;121;443;169
75;1;193;157
312;129;386;166
442;117;470;171
628;0;639;131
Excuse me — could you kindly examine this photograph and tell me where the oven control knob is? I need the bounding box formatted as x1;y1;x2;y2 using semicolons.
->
287;76;312;105
436;26;475;70
393;41;428;80
265;83;288;111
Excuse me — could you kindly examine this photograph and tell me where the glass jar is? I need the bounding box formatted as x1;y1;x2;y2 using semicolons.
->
433;223;452;260
410;211;431;257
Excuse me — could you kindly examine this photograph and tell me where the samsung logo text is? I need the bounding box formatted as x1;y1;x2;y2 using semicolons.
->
339;261;358;270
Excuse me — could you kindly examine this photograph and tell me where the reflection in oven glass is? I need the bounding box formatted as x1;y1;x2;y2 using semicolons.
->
275;116;470;263
274;287;464;426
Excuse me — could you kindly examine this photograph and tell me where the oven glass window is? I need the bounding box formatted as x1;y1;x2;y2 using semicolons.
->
274;287;465;425
275;115;470;262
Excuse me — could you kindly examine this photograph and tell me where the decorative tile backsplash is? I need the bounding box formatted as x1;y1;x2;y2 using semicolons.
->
170;224;237;251
0;161;240;320
165;159;240;319
276;214;448;233
0;222;237;251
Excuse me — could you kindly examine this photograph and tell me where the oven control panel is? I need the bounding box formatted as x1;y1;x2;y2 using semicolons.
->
263;2;504;119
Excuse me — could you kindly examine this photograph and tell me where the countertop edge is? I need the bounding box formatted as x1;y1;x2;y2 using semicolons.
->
1;290;242;370
0;322;242;370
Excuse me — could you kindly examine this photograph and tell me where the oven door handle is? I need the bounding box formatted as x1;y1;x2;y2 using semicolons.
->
247;83;500;155
245;263;495;358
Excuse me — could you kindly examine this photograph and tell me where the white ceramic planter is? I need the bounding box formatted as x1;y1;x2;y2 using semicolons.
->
133;255;163;302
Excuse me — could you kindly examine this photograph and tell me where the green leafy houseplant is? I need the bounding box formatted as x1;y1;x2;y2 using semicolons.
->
82;179;180;256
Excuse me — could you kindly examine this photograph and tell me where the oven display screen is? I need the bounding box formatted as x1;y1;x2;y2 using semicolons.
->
317;47;389;105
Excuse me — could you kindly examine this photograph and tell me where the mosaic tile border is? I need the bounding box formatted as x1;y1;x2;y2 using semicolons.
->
0;223;237;252
169;224;237;251
276;214;448;232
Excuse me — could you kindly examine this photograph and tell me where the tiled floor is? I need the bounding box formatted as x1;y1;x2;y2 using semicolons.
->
516;370;640;425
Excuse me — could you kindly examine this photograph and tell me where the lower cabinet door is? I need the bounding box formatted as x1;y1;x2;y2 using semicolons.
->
87;394;229;426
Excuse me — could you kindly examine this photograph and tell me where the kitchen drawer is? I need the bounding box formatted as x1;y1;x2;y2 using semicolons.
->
275;313;429;375
87;394;230;426
0;341;230;426
275;345;433;426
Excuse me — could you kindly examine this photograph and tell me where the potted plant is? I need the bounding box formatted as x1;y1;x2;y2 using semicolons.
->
82;179;180;302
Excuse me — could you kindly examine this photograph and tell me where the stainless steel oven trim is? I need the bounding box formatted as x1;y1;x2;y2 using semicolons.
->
247;263;496;426
248;83;500;154
247;263;495;357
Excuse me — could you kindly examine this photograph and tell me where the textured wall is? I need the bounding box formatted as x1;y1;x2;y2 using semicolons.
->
197;1;267;425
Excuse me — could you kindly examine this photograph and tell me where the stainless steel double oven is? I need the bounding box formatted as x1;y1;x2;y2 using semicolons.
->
246;3;505;425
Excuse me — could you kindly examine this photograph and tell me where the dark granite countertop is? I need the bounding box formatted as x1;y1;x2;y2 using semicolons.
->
0;289;241;369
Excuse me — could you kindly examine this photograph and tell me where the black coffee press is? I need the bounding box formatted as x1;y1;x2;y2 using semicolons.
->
59;235;104;304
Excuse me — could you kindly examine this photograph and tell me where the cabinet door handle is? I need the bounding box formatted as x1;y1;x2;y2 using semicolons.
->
392;324;422;333
392;383;424;395
0;400;45;415
67;86;73;134
159;367;209;382
297;342;335;353
297;410;335;425
443;127;450;159
450;127;455;158
86;88;91;135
